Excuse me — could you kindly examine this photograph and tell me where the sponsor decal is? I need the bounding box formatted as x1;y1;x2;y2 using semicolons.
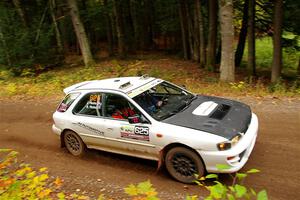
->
89;94;101;102
120;125;134;133
120;125;149;141
73;122;104;136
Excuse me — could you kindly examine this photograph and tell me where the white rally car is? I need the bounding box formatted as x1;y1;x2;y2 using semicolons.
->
52;76;258;183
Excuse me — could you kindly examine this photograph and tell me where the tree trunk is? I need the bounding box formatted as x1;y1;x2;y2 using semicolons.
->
50;0;63;54
130;0;139;50
297;58;300;76
123;0;136;51
184;1;194;60
113;0;126;57
104;0;114;56
193;6;200;62
206;0;217;71
247;0;256;76
219;0;235;82
178;0;189;60
12;0;27;27
271;0;283;82
0;24;11;66
235;0;249;67
195;0;205;67
67;0;95;66
34;3;48;44
143;0;154;49
216;37;222;65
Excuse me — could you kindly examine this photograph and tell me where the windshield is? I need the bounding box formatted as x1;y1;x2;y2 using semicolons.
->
133;81;195;121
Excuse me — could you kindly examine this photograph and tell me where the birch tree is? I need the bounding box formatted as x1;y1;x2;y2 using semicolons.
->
66;0;95;67
219;0;235;82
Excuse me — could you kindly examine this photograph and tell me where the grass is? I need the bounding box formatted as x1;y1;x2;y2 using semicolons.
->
0;54;299;99
242;34;300;76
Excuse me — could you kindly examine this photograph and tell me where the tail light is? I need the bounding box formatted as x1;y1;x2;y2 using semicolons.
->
57;103;69;112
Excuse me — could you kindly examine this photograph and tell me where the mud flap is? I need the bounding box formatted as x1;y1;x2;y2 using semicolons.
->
156;150;164;173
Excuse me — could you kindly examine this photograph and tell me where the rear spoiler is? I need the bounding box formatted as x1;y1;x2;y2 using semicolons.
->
63;81;94;94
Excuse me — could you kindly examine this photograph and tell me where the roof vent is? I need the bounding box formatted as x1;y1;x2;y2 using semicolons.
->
119;81;132;89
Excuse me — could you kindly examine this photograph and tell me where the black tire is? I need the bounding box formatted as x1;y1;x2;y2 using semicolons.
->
63;130;86;156
165;147;205;183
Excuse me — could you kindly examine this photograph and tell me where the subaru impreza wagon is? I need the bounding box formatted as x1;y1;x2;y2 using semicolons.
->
52;76;258;183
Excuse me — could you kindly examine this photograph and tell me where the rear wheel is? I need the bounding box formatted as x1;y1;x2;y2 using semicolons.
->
63;130;86;156
165;147;204;183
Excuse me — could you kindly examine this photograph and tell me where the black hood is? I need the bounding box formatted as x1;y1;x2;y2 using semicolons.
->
162;95;252;139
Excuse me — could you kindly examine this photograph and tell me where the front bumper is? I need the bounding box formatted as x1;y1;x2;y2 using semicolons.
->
198;113;258;173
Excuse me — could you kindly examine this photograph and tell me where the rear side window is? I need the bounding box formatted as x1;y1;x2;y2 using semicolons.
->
73;93;103;117
57;93;80;112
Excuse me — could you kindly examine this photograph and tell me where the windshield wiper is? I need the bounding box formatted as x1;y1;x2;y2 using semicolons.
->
160;112;176;120
177;95;196;112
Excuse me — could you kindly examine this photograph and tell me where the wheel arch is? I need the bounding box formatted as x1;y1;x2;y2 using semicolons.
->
161;143;207;172
60;128;76;148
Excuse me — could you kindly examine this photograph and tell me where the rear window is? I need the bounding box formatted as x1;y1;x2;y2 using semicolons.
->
57;93;80;112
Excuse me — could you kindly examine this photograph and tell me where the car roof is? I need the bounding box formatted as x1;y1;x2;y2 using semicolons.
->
64;76;158;94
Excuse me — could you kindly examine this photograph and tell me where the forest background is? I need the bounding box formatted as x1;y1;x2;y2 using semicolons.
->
0;0;299;97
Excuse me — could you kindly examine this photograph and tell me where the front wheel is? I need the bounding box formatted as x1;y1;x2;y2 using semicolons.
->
165;147;205;183
63;130;86;156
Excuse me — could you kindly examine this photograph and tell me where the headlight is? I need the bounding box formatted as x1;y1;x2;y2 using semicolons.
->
217;134;242;151
231;134;242;146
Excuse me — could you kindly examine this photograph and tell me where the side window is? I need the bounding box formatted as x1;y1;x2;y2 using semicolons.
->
104;93;140;120
57;92;80;112
73;93;103;117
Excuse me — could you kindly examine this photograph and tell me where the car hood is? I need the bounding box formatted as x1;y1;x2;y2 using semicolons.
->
162;95;252;139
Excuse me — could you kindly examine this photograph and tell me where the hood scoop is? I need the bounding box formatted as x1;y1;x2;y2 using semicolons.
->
209;104;231;120
192;101;218;116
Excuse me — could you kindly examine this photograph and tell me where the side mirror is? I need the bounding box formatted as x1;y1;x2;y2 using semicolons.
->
128;115;141;124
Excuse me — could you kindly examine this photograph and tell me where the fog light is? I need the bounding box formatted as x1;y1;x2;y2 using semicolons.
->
227;156;235;160
217;142;231;151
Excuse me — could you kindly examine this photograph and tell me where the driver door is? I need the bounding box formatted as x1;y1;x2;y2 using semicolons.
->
102;93;157;159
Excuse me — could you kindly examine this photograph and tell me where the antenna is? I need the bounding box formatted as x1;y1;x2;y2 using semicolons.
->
140;74;150;79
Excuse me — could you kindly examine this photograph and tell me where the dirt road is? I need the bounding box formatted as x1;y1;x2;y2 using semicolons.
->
0;97;299;199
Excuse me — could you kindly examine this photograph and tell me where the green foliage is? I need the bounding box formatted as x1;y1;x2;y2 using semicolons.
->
124;180;159;200
230;81;246;91
268;78;287;93
243;36;300;73
284;0;300;35
154;0;180;35
189;166;268;200
0;1;62;76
